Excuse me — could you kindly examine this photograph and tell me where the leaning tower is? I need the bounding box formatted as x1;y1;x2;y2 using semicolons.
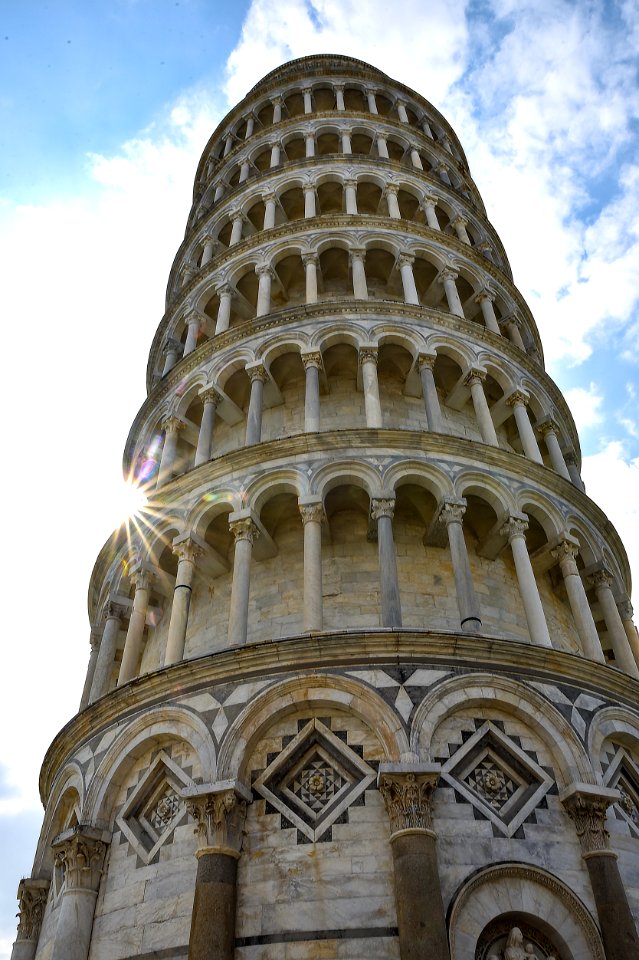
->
13;54;639;960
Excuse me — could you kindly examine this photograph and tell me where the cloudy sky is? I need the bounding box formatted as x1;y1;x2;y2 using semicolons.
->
1;0;639;951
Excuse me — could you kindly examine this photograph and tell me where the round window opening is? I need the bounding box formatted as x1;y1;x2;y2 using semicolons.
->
476;913;568;960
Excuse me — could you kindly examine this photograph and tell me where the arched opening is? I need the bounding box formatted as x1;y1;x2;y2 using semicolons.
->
351;132;373;156
393;482;440;628
272;254;305;309
253;147;272;173
279;186;305;222
321;342;362;430
249;491;304;640
365;247;402;302
263;351;305;440
284;136;306;161
397;188;421;222
314;85;335;111
283;91;304;118
343;86;366;111
357;181;382;214
317;180;343;214
413;255;447;311
323;483;379;629
318;247;350;298
377;342;420;430
316;131;339;155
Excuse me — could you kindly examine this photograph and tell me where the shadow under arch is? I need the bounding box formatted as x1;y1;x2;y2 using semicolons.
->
33;763;84;879
217;673;409;781
588;704;639;775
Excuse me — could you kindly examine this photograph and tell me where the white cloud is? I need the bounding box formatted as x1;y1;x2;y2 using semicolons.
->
563;384;604;433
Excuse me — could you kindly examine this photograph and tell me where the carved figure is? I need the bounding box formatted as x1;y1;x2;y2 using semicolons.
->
504;927;526;960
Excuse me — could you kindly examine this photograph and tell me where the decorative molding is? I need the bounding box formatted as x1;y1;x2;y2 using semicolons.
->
51;826;109;893
377;764;440;836
560;784;619;855
15;878;49;942
184;782;251;856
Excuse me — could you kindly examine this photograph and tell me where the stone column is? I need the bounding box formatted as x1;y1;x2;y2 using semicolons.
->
410;148;423;170
11;878;49;960
562;784;639;960
227;516;259;646
303;253;318;304
158;417;184;486
371;498;402;628
185;783;251;960
335;84;345;111
165;537;203;666
201;236;216;267
272;96;282;123
118;568;153;685
302;351;321;432
551;541;604;662
269;140;280;167
501;516;552;648
350;249;368;299
79;633;99;709
417;354;443;433
50;827;109;960
245;364;267;445
398;253;419;305
194;389;222;466
303;183;316;218
229;212;243;246
618;597;639;670
262;192;277;229
378;765;449;960
385;184;401;219
245;115;255;138
565;450;586;491
162;338;180;375
437;162;452;186
396;100;409;123
359;347;382;428
302;87;313;114
464;370;498;446
367;89;378;113
500;313;526;349
438;267;464;318
589;570;639;677
213;182;225;203
305;131;315;157
507;392;543;463
238;159;250;183
89;602;125;702
474;289;501;334
422;196;440;230
344;179;358;214
255;265;274;317
215;284;233;334
439;500;481;633
451;215;471;244
376;133;389;159
223;133;234;156
299;500;324;631
183;315;202;355
340;128;352;154
422;117;434;138
538;419;571;479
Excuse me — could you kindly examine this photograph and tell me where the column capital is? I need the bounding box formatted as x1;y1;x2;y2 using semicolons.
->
550;537;580;565
437;265;458;283
421;193;438;208
184;782;251;858
215;281;233;298
129;566;154;592
172;536;204;564
505;389;529;408
618;596;634;620
270;94;283;106
473;285;496;304
438;497;467;526
255;263;274;279
417;352;437;371
301;350;322;370
333;81;345;91
15;878;49;942
301;251;319;267
436;161;449;174
500;311;522;329
349;247;366;264
359;345;378;366
161;415;185;435
384;182;399;196
261;189;277;204
588;567;615;591
162;336;180;355
199;386;223;406
371;497;396;521
52;826;110;893
500;514;529;542
229;516;260;545
463;367;486;386
302;181;317;194
378;763;441;837
301;85;313;96
397;251;415;268
560;784;619;856
537;416;559;437
246;361;267;383
104;599;126;621
451;213;468;227
299;500;325;525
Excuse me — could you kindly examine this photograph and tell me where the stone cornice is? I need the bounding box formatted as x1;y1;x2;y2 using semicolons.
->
40;628;639;807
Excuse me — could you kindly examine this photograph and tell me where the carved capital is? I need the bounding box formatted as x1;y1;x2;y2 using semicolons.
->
130;567;153;592
500;515;529;542
172;537;204;565
359;346;378;366
301;350;322;370
184;784;250;856
561;786;618;856
537;417;559;438
551;539;579;567
421;193;438;209
439;498;467;526
299;501;325;525
247;363;267;383
261;190;277;204
200;387;223;406
463;367;486;387
162;337;180;356
378;766;440;836
417;352;436;371
437;266;458;283
618;597;634;621
104;600;126;621
229;517;260;545
589;568;614;591
384;182;399;196
52;827;109;893
255;263;274;279
451;214;467;227
302;182;317;194
473;286;495;304
350;248;366;264
302;253;319;268
506;390;528;408
371;498;395;521
397;252;415;269
15;878;49;942
215;281;233;298
161;415;185;435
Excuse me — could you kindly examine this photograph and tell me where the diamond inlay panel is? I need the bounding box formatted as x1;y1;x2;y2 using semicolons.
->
603;745;639;836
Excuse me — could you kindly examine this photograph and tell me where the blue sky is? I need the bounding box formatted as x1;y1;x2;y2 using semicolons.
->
2;0;639;953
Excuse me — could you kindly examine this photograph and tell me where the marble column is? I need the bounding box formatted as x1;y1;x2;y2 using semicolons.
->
396;100;409;123
344;179;358;214
79;632;99;709
162;338;180;375
351;249;368;299
378;765;449;960
184;783;251;960
500;314;526;349
213;182;225;203
507;392;543;463
223;133;234;157
359;347;382;428
183;315;202;355
438;500;481;633
269;140;281;167
451;215;471;244
501;516;552;648
371;498;402;628
410;148;423;170
367;89;378;113
562;784;639;960
262;192;277;229
245;364;267;445
565;450;586;491
50;827;109;960
272;97;282;123
464;370;498;446
299;500;324;631
551;541;604;662
341;128;352;154
589;569;639;677
244;115;255;138
238;159;250;183
89;602;125;702
538;419;571;480
157;417;184;486
200;236;216;267
473;289;501;334
302;351;321;432
398;253;419;305
11;878;49;960
305;131;315;157
385;185;401;219
229;212;243;246
303;253;318;304
255;265;274;317
302;87;313;114
421;196;440;231
438;267;464;317
335;84;345;111
422;118;434;138
215;284;233;334
164;537;203;666
437;163;452;186
181;264;195;289
417;354;443;433
227;516;259;646
304;183;316;218
194;389;222;466
376;133;390;159
618;598;639;670
118;568;153;684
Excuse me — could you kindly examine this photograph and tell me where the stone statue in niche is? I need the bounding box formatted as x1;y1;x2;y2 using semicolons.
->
485;928;556;960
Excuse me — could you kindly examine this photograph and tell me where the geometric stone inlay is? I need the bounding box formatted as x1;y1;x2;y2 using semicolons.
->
253;719;376;842
442;721;553;837
116;750;195;864
602;745;639;836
